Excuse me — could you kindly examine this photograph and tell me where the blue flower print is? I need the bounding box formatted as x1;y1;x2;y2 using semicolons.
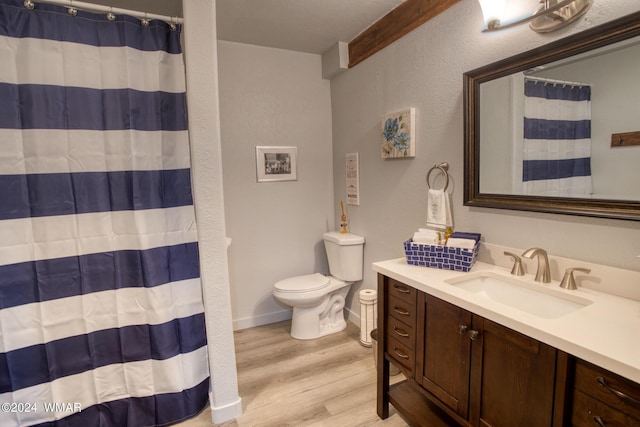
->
383;118;398;141
394;132;410;152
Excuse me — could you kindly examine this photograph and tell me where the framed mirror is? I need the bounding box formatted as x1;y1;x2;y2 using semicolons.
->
464;11;640;221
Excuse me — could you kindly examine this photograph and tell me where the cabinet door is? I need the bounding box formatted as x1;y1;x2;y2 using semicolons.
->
417;293;472;420
470;317;557;427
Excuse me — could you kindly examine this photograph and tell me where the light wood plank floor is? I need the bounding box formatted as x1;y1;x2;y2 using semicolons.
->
178;320;408;427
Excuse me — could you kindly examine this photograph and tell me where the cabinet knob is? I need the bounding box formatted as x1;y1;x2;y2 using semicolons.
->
458;324;468;334
468;330;480;341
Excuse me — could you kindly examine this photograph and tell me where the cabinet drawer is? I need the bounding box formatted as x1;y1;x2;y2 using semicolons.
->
386;335;414;375
572;389;639;427
387;295;416;326
387;278;416;304
574;359;640;421
386;315;414;349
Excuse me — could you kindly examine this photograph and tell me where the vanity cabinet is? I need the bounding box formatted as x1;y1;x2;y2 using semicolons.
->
377;274;566;427
571;359;640;426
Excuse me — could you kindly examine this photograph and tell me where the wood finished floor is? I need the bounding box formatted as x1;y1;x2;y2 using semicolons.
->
178;320;408;427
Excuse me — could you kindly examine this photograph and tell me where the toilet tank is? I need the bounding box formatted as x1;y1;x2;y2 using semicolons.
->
323;232;365;282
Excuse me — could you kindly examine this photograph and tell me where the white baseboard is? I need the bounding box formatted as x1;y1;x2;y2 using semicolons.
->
233;307;361;331
210;395;243;424
345;306;360;326
233;309;292;331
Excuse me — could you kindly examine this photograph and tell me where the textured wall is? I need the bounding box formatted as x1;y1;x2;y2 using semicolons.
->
183;1;241;423
217;41;335;329
330;0;640;313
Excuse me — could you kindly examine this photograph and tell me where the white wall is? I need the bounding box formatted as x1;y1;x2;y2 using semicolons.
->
217;41;335;329
330;0;640;312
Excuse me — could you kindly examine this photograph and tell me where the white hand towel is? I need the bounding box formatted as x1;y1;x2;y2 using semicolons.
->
446;238;476;249
412;230;438;244
426;189;453;230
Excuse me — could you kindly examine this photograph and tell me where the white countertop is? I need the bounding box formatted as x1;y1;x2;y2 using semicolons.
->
372;257;640;384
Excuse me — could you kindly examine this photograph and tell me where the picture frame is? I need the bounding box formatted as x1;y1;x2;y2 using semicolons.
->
256;146;298;182
381;108;416;158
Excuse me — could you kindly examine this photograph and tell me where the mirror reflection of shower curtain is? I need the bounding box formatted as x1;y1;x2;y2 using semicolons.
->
0;1;209;426
522;77;593;196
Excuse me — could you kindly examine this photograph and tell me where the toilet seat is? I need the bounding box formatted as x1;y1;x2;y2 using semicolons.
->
274;273;329;293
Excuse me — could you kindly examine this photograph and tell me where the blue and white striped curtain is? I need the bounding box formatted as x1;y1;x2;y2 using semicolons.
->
522;77;593;196
0;1;210;426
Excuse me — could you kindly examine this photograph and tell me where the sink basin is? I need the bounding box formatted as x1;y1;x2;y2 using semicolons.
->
444;271;592;319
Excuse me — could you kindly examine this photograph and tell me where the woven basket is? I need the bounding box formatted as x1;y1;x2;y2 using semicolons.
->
403;239;479;272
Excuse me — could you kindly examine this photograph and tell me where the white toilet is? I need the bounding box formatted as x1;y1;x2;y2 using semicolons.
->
273;232;365;340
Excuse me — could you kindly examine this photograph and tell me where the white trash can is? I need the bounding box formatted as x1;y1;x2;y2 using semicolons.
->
359;289;377;347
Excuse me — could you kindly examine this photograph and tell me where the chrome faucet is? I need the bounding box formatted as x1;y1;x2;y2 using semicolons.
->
522;248;551;283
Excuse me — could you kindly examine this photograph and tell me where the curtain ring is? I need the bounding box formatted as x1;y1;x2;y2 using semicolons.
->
24;0;35;10
169;17;177;31
67;0;78;16
141;12;150;27
107;7;116;22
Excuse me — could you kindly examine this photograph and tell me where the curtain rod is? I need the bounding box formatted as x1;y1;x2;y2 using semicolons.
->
30;0;184;24
525;76;591;88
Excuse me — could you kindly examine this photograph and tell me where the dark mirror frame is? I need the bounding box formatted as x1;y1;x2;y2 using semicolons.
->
463;11;640;221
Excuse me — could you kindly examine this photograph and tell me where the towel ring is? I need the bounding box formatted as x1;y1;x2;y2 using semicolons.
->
426;162;449;191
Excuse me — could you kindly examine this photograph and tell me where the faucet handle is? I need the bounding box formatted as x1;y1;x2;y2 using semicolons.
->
560;267;591;290
504;252;525;276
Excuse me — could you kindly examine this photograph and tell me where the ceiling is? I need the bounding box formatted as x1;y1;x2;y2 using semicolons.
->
215;0;406;55
80;0;405;55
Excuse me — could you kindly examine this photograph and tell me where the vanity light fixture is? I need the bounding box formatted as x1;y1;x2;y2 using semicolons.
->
478;0;593;33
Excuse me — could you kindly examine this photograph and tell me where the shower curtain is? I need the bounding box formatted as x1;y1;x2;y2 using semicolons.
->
0;1;209;426
522;77;593;196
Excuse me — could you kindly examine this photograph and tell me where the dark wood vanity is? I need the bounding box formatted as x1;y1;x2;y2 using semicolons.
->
376;274;640;427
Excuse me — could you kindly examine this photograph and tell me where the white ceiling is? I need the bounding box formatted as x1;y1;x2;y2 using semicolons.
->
215;0;406;54
80;0;405;55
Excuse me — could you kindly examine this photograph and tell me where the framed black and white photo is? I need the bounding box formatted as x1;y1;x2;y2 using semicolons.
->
255;146;298;182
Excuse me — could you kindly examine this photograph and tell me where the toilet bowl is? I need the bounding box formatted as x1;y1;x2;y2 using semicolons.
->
273;273;351;339
273;232;365;340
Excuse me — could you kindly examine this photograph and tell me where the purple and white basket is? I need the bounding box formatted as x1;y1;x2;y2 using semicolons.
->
403;239;479;272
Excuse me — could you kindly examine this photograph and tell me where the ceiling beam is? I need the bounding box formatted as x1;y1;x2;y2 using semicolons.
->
348;0;461;68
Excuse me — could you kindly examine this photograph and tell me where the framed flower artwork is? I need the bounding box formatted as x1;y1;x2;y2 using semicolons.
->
381;108;415;158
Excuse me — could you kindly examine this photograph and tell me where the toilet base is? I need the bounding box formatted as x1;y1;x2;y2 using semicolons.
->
289;286;350;340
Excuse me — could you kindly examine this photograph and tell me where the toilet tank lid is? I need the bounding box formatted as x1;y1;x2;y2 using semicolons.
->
274;273;329;292
323;232;365;245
